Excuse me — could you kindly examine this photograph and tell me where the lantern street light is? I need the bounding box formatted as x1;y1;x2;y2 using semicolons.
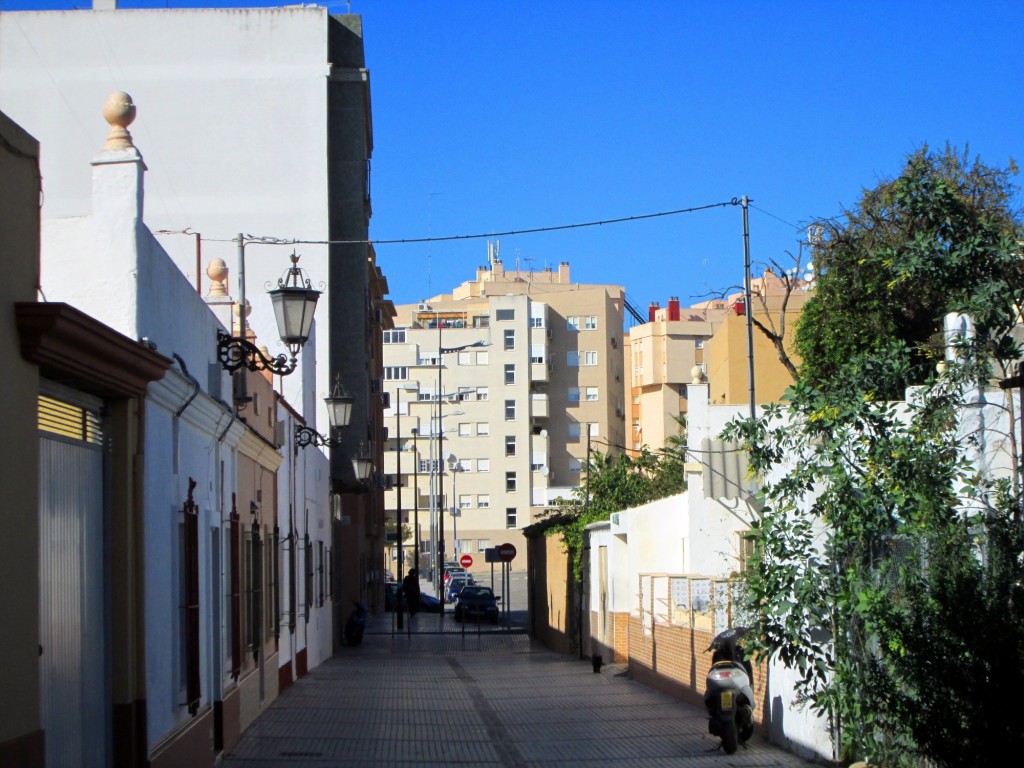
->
294;376;354;448
217;250;320;376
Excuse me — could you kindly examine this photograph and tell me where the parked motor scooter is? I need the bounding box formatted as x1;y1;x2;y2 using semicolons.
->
704;627;755;754
344;601;368;647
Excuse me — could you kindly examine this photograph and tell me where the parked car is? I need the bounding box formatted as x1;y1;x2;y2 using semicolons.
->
444;567;475;587
453;586;500;623
445;575;471;603
384;581;443;614
418;593;442;614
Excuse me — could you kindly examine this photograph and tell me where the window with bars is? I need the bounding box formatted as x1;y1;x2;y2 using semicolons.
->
304;534;313;624
181;479;200;716
230;497;242;680
317;541;325;608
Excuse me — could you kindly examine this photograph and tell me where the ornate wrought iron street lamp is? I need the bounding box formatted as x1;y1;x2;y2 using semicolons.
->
217;252;320;375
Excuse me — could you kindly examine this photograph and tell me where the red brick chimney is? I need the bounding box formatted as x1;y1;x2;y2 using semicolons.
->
648;302;659;322
668;296;680;321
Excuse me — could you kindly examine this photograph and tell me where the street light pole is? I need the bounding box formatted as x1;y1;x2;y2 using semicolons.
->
411;427;419;573
395;386;404;631
447;454;460;557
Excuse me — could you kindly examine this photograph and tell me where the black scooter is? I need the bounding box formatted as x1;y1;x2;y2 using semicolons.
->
343;601;368;647
704;627;755;754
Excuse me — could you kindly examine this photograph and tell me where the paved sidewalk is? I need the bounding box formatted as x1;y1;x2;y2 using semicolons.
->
224;616;817;767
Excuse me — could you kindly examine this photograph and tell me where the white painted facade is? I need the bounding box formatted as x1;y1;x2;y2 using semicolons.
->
0;6;338;429
276;399;334;676
38;118;251;752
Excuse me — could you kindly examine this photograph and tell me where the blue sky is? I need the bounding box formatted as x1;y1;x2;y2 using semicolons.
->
4;1;1023;311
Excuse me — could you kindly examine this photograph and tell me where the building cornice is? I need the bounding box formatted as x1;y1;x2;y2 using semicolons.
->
16;302;171;398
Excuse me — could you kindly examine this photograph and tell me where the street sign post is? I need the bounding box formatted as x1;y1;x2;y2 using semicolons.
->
497;543;517;562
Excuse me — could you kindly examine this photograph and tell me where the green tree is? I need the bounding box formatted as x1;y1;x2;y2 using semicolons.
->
724;147;1024;767
538;445;687;582
795;145;1023;397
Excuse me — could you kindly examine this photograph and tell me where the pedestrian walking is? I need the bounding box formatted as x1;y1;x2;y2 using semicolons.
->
402;568;420;623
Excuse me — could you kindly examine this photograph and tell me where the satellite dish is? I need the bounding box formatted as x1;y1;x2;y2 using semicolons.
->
540;429;548;438
541;466;550;477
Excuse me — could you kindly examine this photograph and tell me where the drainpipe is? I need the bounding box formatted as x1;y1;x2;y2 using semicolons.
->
172;353;201;418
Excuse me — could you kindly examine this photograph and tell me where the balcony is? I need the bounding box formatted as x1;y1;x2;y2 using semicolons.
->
530;393;549;419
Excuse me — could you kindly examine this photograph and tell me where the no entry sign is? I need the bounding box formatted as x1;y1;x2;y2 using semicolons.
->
459;554;473;568
497;543;517;562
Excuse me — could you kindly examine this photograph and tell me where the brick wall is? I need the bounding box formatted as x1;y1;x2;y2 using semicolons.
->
627;616;768;730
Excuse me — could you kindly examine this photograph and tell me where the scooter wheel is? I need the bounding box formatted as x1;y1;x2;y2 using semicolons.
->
721;720;738;754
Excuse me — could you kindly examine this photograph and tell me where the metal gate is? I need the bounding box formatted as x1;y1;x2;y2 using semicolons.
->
38;389;109;768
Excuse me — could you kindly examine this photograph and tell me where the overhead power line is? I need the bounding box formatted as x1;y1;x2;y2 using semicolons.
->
177;198;744;247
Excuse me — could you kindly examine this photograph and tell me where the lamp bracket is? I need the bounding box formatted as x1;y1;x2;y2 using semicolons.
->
294;424;342;450
217;330;297;375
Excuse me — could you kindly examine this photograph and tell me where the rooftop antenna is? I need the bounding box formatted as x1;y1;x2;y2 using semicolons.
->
427;191;440;296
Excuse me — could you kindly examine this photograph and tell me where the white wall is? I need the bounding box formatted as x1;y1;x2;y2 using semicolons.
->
276;398;333;676
144;374;240;749
0;7;333;426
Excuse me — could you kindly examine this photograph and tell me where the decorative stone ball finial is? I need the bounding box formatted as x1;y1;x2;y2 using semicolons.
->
690;365;705;385
102;91;137;150
207;258;229;298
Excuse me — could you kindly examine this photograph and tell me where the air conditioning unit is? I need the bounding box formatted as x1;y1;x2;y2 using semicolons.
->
417;302;430;311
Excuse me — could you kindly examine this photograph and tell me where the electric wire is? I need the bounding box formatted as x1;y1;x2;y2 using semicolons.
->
169;199;743;248
749;203;803;232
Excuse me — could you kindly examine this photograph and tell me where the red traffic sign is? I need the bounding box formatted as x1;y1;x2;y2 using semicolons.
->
459;554;474;568
497;543;517;562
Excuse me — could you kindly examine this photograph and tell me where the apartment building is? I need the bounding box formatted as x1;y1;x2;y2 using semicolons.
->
382;245;626;573
625;269;812;455
626;297;726;453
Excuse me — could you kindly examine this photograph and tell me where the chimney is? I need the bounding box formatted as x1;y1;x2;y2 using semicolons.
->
668;296;680;321
648;302;659;322
558;261;570;284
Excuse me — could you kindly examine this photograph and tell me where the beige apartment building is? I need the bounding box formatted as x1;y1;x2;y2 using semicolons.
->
382;244;626;574
626;269;812;454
